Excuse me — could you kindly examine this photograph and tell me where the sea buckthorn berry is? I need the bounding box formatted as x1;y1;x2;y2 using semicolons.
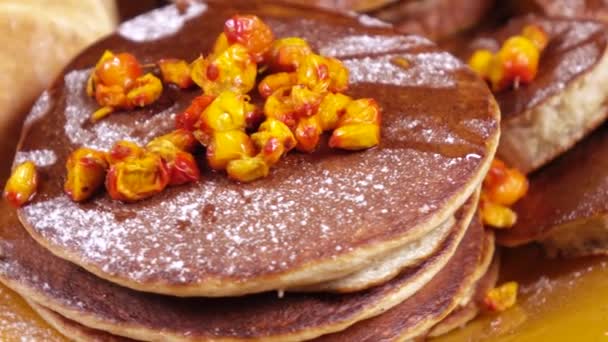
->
318;93;352;131
64;148;108;202
212;33;230;55
224;14;274;63
158;58;193;89
297;54;331;92
483;159;529;206
492;36;540;91
480;200;518;228
148;129;197;153
295;115;323;153
244;102;264;131
4;161;38;208
106;153;169;202
291;85;323;118
126;73;163;107
175;94;215;131
338;98;381;127
206;130;255;170
267;37;312;72
95;84;127;108
194;91;249;146
191;44;257;96
264;87;297;129
522;24;549;51
258;72;297;98
329;123;380;150
96;52;143;90
468;49;494;80
326;57;349;93
107;141;144;165
227;156;269;182
87;50;116;97
168;151;200;185
91;106;115;123
251;119;297;165
484;282;518;312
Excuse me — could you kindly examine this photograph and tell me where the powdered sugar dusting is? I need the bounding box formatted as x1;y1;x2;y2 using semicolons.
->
344;52;461;86
320;35;432;58
13;150;57;168
118;2;207;42
24;91;52;127
63;70;177;150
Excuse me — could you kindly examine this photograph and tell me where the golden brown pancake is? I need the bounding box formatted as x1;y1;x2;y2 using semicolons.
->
454;15;608;174
27;301;133;342
497;122;608;257
370;0;496;41
14;0;499;297
0;198;483;341
427;236;500;338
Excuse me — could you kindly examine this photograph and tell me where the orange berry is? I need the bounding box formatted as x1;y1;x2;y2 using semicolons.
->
96;52;143;90
338;98;381;127
107;141;144;165
264;87;298;129
468;49;494;80
191;44;257;96
295;115;323;153
266;37;312;72
258;72;297;98
484;160;529;206
95;84;127;108
484;282;518;312
158;58;193;89
148;129;197;153
480;199;518;228
193;91;250;146
175;94;215;131
227;156;269;182
106;153;169;202
318;93;351;131
4;161;38;208
90;106;115;123
126;73;163;107
64;148;108;202
522;24;549;51
291;85;323;118
329;123;380;150
224;15;274;63
492;36;540;91
251;118;296;165
206;130;254;170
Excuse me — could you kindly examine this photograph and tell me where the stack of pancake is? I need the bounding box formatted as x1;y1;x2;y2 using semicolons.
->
0;1;503;340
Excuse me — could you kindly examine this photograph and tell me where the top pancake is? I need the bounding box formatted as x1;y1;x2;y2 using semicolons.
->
15;0;499;296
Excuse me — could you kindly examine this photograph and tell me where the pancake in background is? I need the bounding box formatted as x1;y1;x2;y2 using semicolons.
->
15;0;499;297
508;0;608;22
497;121;608;257
370;0;496;41
454;15;608;174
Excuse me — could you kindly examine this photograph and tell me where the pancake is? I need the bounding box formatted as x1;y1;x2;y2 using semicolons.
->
27;301;133;342
370;0;496;41
0;197;482;341
296;215;458;292
313;216;486;341
278;0;398;12
14;0;499;297
427;247;500;338
508;0;608;22
296;189;479;293
497;121;608;257
1;206;485;342
455;15;608;174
